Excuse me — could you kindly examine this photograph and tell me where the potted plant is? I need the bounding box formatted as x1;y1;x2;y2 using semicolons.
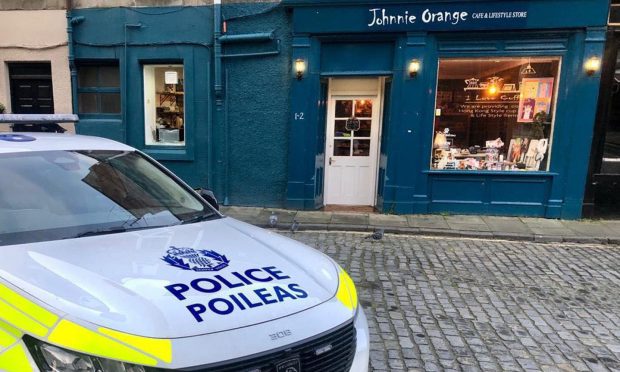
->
0;102;5;114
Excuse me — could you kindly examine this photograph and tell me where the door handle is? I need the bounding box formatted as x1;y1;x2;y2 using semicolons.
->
329;157;334;165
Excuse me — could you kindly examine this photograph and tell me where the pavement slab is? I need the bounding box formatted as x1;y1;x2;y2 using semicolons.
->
369;214;409;227
295;211;333;224
331;212;369;225
445;215;491;232
483;216;534;235
406;215;450;229
221;206;620;243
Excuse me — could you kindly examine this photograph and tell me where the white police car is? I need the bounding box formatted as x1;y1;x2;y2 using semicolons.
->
0;133;369;371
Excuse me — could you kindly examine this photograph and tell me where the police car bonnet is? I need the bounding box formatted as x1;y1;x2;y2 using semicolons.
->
0;218;339;338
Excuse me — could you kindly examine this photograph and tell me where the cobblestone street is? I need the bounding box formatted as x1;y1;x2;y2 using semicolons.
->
284;231;620;372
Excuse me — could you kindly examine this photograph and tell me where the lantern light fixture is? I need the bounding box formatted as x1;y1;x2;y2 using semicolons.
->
408;59;421;77
585;56;601;75
295;59;306;80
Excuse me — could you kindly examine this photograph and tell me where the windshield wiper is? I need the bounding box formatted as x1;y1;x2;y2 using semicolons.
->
181;212;219;225
72;227;129;238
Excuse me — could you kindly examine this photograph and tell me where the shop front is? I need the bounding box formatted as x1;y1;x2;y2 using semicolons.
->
284;0;609;219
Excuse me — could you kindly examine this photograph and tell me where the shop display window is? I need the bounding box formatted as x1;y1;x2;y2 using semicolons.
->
143;64;185;146
431;57;561;171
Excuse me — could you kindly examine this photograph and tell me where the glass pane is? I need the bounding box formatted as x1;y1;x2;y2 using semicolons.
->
355;99;372;117
78;93;97;113
99;66;120;88
100;93;121;113
431;57;560;172
334;140;351;156
352;140;370;156
78;67;98;88
144;65;185;146
335;100;352;117
334;120;348;137
356;120;371;137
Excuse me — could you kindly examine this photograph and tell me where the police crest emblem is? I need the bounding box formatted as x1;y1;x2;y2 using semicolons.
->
162;246;230;272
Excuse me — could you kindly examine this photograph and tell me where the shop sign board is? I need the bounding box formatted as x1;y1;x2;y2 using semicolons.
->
290;0;609;34
366;5;528;31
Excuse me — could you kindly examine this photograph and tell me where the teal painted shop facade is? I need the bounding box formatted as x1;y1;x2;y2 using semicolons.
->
70;0;610;219
284;0;609;219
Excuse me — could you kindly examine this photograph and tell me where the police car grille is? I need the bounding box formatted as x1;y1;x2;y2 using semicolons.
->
151;320;356;372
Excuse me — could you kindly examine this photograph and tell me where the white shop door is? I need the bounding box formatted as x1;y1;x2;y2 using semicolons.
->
324;78;382;206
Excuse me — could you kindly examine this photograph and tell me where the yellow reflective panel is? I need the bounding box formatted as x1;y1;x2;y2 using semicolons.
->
0;344;34;372
0;299;48;337
0;327;18;349
0;283;58;327
48;320;157;366
336;269;358;310
0;319;22;339
99;328;172;363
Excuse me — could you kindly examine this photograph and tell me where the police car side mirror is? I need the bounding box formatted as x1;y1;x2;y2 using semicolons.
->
197;188;219;211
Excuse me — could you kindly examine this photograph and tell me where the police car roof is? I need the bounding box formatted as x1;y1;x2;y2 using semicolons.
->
0;133;135;154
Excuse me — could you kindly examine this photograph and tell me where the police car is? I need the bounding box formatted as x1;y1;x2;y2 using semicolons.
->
0;133;369;371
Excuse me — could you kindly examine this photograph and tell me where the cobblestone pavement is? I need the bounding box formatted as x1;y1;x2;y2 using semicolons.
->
282;231;620;372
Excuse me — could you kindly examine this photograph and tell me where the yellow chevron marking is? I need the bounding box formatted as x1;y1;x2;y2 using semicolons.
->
0;344;34;372
0;283;58;327
99;328;172;363
48;320;157;366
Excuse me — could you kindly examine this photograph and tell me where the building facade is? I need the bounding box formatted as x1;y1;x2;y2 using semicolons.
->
584;0;620;218
1;0;612;219
284;0;609;219
69;0;291;206
0;2;73;132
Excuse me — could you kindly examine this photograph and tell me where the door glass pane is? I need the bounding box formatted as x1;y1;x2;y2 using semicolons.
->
335;100;352;117
78;93;97;113
353;140;370;156
100;93;121;113
355;100;372;117
356;120;371;137
334;140;351;156
334;120;348;137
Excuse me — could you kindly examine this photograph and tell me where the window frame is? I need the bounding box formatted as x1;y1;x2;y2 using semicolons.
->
76;62;121;116
430;54;563;173
142;63;186;148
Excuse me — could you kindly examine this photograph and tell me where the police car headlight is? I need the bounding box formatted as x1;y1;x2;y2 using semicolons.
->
26;338;146;372
336;265;359;317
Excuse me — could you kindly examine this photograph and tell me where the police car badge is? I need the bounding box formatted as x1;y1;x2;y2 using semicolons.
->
163;246;230;272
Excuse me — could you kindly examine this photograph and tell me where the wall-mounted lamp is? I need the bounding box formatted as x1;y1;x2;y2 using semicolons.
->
408;59;421;77
295;59;306;80
585;56;601;76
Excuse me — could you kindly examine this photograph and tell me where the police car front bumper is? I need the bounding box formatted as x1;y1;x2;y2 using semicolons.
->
350;306;370;372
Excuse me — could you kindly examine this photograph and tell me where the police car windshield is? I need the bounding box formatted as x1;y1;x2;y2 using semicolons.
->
0;150;218;246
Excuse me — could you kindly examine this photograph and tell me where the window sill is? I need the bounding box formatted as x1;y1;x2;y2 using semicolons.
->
142;147;194;161
424;170;559;177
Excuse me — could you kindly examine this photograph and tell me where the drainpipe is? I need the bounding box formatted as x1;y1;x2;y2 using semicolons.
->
66;0;83;115
214;0;223;101
213;0;229;204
